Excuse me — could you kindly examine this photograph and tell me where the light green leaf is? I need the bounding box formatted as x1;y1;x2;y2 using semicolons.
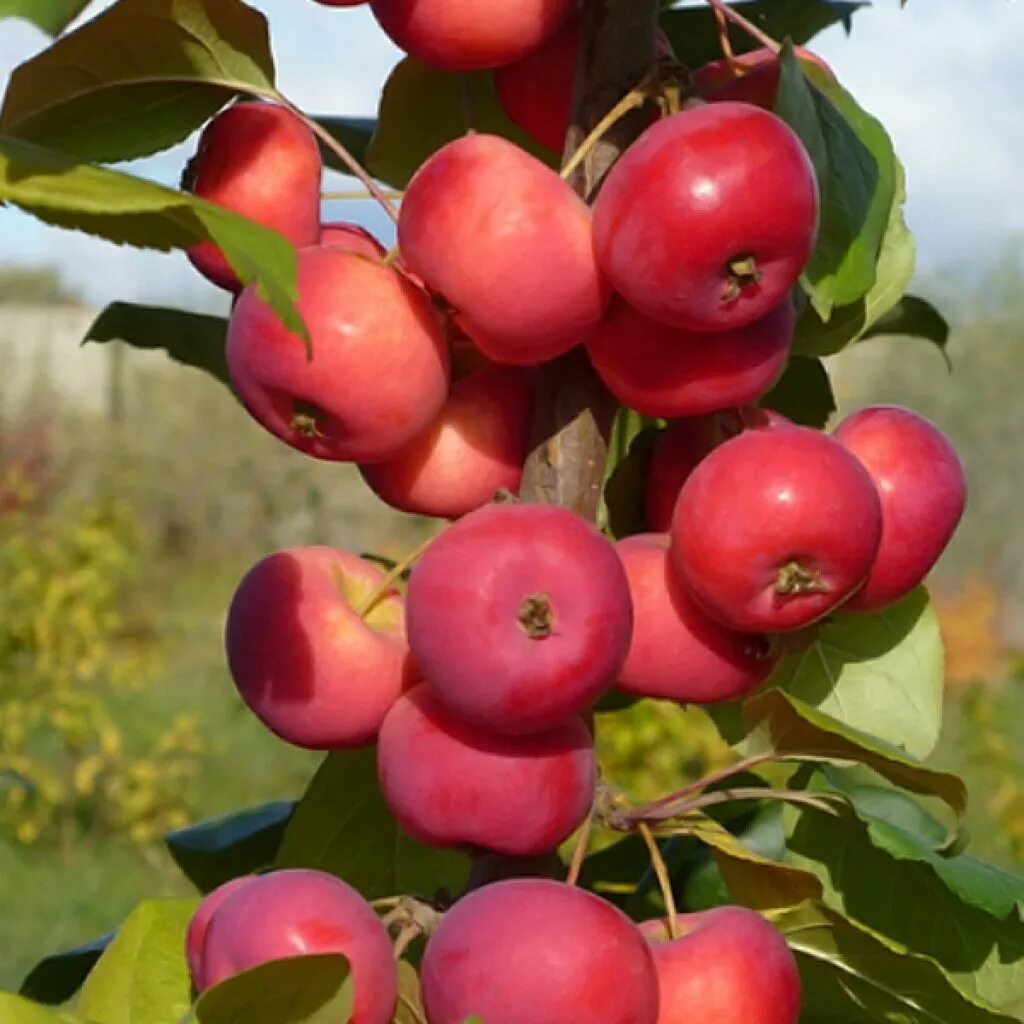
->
0;992;76;1023
78;899;198;1024
1;0;275;162
0;0;93;34
394;961;427;1024
0;134;305;339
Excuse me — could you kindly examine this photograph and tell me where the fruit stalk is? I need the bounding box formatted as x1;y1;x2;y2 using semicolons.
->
518;0;660;517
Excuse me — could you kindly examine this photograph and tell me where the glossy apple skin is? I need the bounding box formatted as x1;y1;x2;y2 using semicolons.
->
314;0;367;6
377;684;594;856
198;869;397;1024
406;503;633;734
670;427;883;632
185;877;254;992
370;0;574;71
225;547;413;749
587;298;793;417
319;221;386;259
227;246;449;462
186;102;321;293
398;134;609;365
640;907;800;1024
833;406;967;612
421;879;660;1024
359;365;532;519
694;46;834;109
646;409;789;532
616;534;776;703
593;103;818;332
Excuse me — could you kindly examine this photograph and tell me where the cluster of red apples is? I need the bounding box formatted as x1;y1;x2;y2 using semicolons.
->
179;3;967;1023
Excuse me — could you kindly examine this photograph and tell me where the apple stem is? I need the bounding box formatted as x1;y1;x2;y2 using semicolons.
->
320;189;403;201
712;3;739;70
565;808;596;886
559;86;650;183
638;822;680;939
357;532;436;619
704;0;782;55
458;74;477;134
383;244;401;266
774;560;829;597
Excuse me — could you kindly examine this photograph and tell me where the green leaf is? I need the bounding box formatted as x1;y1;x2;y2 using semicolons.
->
0;993;80;1023
598;409;661;539
20;932;113;1006
394;961;427;1024
0;134;305;339
660;1;865;69
759;354;836;427
84;303;231;389
275;747;469;901
772;901;1020;1023
0;0;93;35
194;954;353;1024
78;899;198;1024
744;689;966;816
768;587;945;759
775;47;896;319
0;0;274;162
316;116;376;172
787;810;1024;1013
862;295;951;354
165;800;295;894
366;58;555;190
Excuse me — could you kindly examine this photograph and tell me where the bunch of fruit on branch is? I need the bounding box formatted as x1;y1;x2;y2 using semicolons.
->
177;1;967;1022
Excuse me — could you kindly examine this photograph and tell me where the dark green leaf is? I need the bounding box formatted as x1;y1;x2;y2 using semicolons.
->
165;800;295;894
660;1;865;69
0;993;73;1024
84;303;231;390
275;747;469;901
768;587;945;759
366;58;555;189
745;689;966;816
19;932;112;1006
78;899;197;1024
195;954;353;1024
0;134;305;340
0;0;92;34
775;47;896;319
0;0;274;162
598;410;661;539
758;354;836;427
862;295;951;355
315;116;376;172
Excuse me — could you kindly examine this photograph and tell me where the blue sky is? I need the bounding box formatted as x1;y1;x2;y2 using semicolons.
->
0;0;1021;308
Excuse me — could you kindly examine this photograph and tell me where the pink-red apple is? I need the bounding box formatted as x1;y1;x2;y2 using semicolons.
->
586;298;794;417
185;877;254;992
833;406;967;612
593;103;818;332
196;869;397;1024
421;879;660;1024
370;0;575;71
359;365;532;519
405;502;632;734
185;102;321;293
670;426;883;632
616;534;776;703
640;907;800;1024
377;684;595;856
225;547;413;749
319;221;386;259
398;134;609;365
227;246;449;462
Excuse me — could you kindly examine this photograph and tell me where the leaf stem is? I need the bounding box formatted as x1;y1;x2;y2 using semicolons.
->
629;752;775;818
638;822;680;939
636;786;843;824
703;0;781;54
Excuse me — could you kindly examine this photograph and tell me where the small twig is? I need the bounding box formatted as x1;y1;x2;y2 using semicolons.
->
371;896;404;910
638;822;680;939
357;533;435;619
393;922;420;960
559;84;650;182
566;808;595;886
704;0;781;54
321;189;404;201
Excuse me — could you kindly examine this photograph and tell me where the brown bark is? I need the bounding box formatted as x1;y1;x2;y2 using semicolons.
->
517;0;660;519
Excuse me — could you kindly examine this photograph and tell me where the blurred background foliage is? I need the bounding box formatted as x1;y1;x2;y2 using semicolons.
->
0;254;1022;988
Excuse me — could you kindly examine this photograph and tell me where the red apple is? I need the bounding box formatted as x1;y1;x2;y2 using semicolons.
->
593;103;818;332
640;907;800;1024
377;684;594;856
586;298;794;417
694;46;834;109
314;0;367;6
319;221;386;259
226;246;449;462
670;426;883;632
185;877;254;992
359;365;532;519
225;547;413;749
833;406;967;612
421;879;660;1024
185;102;321;293
197;869;397;1024
398;134;609;365
370;0;575;71
405;503;633;734
616;534;776;703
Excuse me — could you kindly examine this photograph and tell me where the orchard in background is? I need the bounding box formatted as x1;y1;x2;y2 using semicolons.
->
1;1;1022;1023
